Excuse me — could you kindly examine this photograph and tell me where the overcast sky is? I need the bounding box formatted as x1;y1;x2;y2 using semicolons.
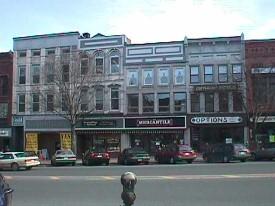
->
1;0;275;52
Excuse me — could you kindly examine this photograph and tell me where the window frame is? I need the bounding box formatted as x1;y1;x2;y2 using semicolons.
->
232;64;242;82
95;57;104;74
95;87;104;111
18;65;26;84
110;56;120;74
32;93;40;112
31;50;41;57
127;94;139;113
158;68;169;85
0;75;8;96
174;92;187;113
205;92;214;112
191;93;200;112
62;64;70;82
0;103;8;118
143;69;154;86
18;94;25;113
128;70;139;87
18;51;26;57
190;66;200;84
46;94;54;112
31;64;40;84
174;67;185;85
142;93;154;113
233;92;243;112
110;87;119;110
218;65;228;83
219;92;229;112
204;65;214;83
158;93;170;113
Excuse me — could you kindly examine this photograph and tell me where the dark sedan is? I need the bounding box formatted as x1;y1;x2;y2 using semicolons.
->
82;147;110;166
251;143;275;161
118;147;150;165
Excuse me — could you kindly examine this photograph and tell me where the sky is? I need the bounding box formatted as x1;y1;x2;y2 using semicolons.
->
1;0;275;52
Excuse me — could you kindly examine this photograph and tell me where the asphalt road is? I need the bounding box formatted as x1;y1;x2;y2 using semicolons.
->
2;161;275;206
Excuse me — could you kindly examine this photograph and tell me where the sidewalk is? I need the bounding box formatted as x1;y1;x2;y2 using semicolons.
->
39;154;204;166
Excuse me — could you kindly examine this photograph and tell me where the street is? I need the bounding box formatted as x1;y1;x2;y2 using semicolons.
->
1;161;275;206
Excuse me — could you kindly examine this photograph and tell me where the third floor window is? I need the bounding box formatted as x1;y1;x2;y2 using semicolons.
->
110;56;120;74
218;65;228;82
31;64;40;84
19;65;26;84
232;64;242;82
0;76;8;96
96;58;104;74
204;65;213;83
190;66;200;83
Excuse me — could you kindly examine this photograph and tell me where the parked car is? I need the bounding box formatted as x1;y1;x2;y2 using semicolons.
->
0;174;13;206
203;143;250;163
155;144;197;164
51;149;76;166
118;147;150;165
251;143;275;161
0;152;40;171
82;147;110;166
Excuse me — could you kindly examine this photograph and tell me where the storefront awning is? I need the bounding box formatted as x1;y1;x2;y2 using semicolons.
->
76;128;185;134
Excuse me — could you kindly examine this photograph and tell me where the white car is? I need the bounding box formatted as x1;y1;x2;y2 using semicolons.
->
51;149;76;166
0;152;40;171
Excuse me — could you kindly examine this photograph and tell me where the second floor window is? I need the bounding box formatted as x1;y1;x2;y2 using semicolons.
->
219;92;229;112
190;66;200;83
158;93;170;113
143;69;153;86
19;66;26;84
32;50;40;57
233;92;243;112
0;76;8;96
81;58;89;75
204;65;213;83
111;56;120;74
18;94;25;112
174;92;186;113
80;88;88;111
46;94;54;112
32;94;40;112
111;88;119;110
143;93;154;113
95;88;104;111
128;94;139;113
174;68;185;84
218;65;228;82
128;70;138;86
18;51;26;57
31;64;40;84
0;103;8;118
46;63;55;83
191;93;200;112
232;64;242;82
205;93;214;112
96;58;104;74
62;64;69;82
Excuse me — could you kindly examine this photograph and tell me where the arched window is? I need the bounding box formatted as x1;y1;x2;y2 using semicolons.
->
94;50;104;74
109;49;120;74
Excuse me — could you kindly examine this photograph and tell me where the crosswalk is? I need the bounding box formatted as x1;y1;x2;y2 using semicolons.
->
4;173;275;181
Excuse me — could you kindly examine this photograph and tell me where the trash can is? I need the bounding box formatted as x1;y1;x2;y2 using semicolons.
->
0;174;13;206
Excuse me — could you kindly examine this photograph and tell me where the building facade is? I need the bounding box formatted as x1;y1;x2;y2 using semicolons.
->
245;39;275;149
0;52;13;151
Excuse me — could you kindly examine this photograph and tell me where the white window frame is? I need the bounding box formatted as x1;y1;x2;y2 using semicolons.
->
143;69;154;86
128;70;138;87
110;87;119;111
218;65;228;82
204;65;214;83
18;94;25;113
32;94;40;112
174;67;185;85
95;87;104;111
158;68;169;85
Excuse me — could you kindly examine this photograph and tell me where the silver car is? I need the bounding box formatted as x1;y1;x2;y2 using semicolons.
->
51;149;76;166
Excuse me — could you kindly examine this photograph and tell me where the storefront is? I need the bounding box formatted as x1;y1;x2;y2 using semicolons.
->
0;128;12;151
76;118;124;157
125;116;187;155
189;115;247;152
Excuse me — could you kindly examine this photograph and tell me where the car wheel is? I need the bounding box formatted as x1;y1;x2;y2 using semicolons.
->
123;159;128;165
105;161;109;166
186;160;193;164
169;157;175;164
72;162;75;166
240;159;246;162
11;163;19;171
26;166;32;170
51;160;56;166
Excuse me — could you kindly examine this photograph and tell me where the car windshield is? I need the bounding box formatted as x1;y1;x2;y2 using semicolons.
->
56;150;74;155
90;147;106;153
234;144;247;150
15;152;26;158
178;145;192;151
24;151;37;157
128;147;147;154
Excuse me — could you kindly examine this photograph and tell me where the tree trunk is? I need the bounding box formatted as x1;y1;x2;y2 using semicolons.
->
71;124;77;155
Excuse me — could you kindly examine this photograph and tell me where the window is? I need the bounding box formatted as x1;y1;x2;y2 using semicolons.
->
46;63;55;83
31;64;40;84
111;88;119;110
81;58;88;75
219;92;229;112
174;68;185;84
18;94;25;112
62;64;69;82
32;50;40;56
0;76;8;96
233;92;243;111
46;94;54;112
32;94;40;112
80;88;88;111
205;93;214;112
174;92;186;112
158;93;170;113
191;93;200;112
96;58;104;74
128;94;139;113
95;88;104;111
19;65;26;84
159;68;169;85
111;57;120;74
143;69;153;85
18;51;26;57
232;64;242;82
128;70;138;86
0;103;8;118
61;47;70;54
190;66;200;83
143;93;154;113
62;94;68;112
204;65;213;83
46;49;55;56
218;65;228;82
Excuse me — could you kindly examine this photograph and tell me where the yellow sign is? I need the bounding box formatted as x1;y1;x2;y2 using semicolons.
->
25;133;38;152
60;133;72;149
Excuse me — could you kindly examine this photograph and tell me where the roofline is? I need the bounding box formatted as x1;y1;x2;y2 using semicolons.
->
127;40;183;46
13;31;80;41
188;35;241;41
245;38;275;43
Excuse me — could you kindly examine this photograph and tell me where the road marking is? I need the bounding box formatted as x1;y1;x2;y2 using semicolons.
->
50;176;60;180
222;175;240;178
102;176;116;180
4;176;13;180
161;176;176;180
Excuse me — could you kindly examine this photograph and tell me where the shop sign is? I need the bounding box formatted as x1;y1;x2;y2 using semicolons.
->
225;138;233;144
12;116;24;126
269;135;275;143
0;128;11;137
251;67;275;74
125;116;186;128
25;133;38;152
253;116;275;123
82;120;116;128
60;133;72;150
193;84;238;92
191;116;243;124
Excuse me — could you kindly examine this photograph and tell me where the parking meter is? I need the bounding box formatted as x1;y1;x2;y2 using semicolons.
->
121;172;137;206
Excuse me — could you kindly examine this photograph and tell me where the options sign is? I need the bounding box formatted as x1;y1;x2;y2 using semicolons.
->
191;116;242;124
